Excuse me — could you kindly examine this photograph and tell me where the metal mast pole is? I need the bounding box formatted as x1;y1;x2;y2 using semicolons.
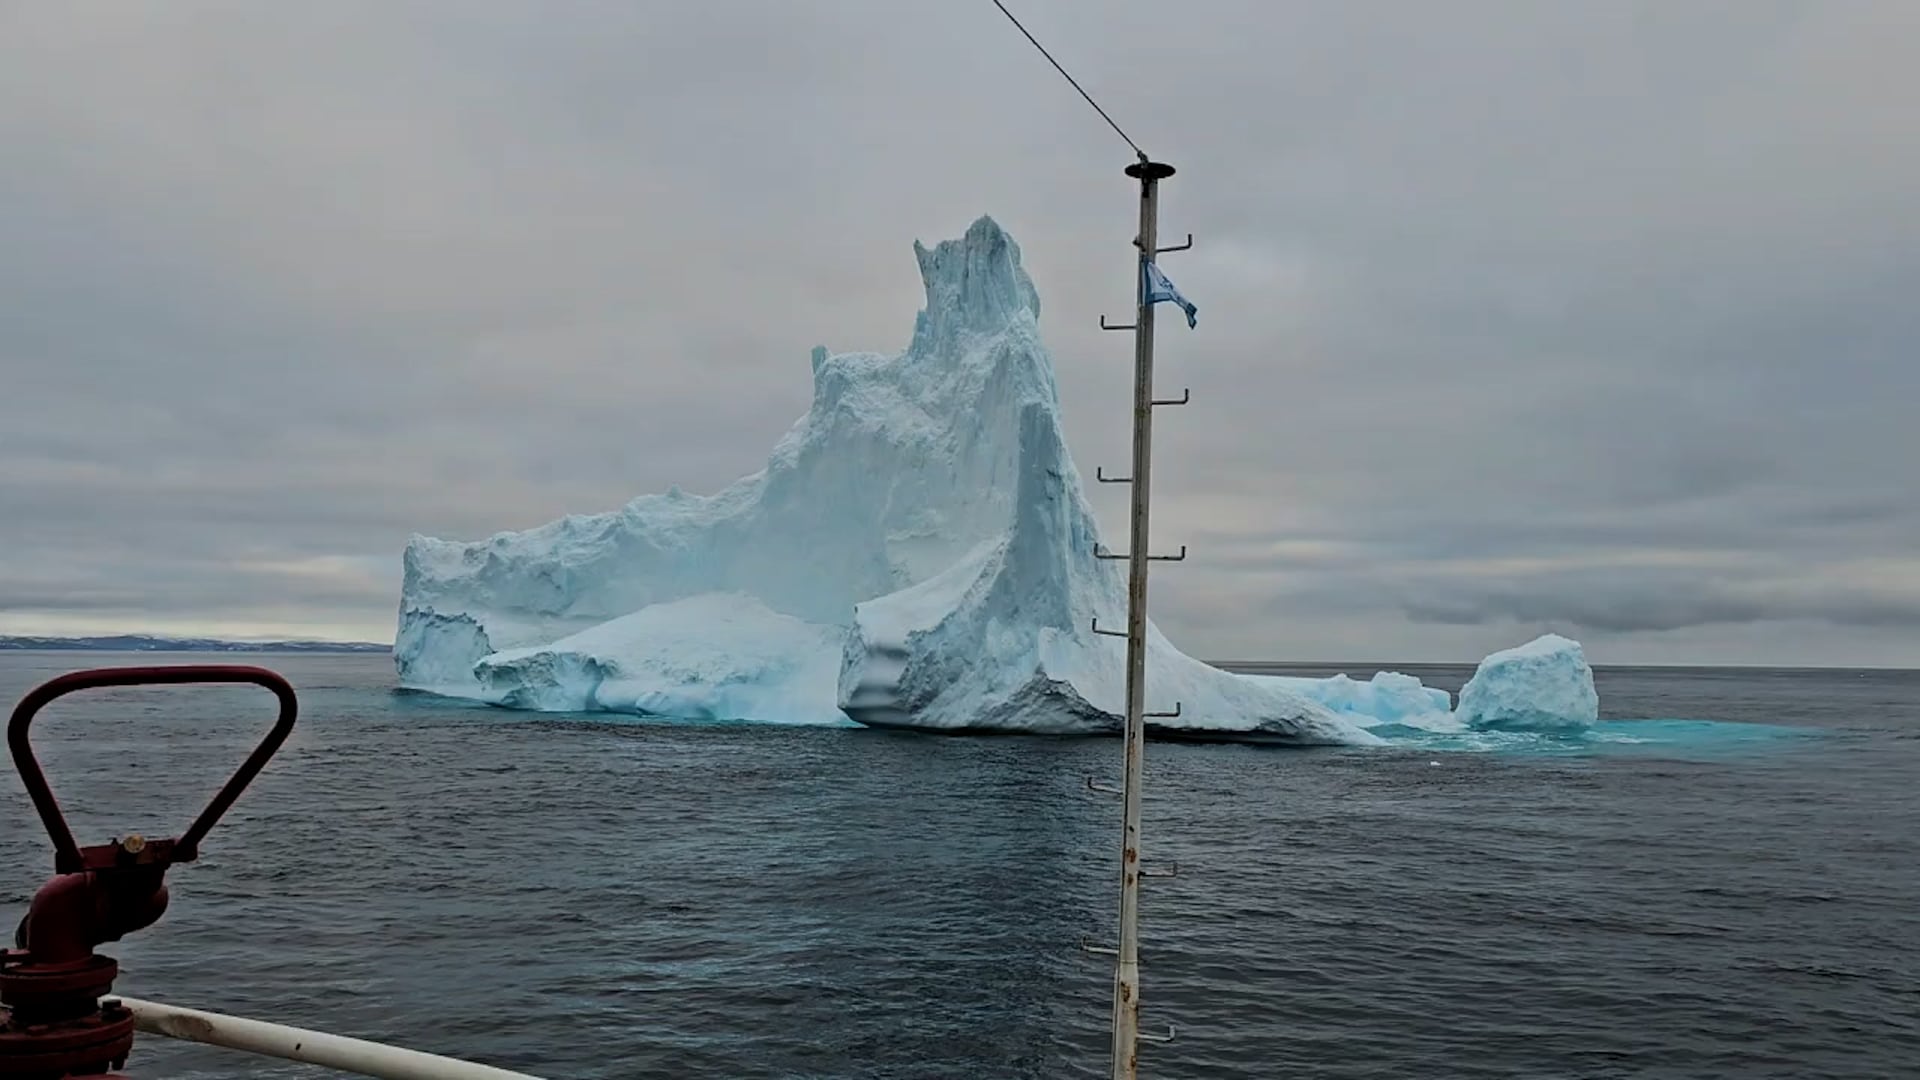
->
1109;155;1175;1080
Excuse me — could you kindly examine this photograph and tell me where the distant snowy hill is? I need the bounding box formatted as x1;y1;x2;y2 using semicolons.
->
0;635;389;653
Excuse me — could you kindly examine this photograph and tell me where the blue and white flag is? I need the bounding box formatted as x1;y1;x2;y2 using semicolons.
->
1142;260;1197;328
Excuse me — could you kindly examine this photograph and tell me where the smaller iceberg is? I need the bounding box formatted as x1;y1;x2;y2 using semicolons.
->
1455;633;1599;733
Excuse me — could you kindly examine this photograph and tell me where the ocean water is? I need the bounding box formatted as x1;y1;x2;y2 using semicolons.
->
2;651;1915;1079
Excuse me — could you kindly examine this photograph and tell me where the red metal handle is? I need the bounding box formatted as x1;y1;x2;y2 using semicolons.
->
7;665;298;874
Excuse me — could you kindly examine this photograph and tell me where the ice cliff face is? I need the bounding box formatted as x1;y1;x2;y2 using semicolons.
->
392;216;1374;743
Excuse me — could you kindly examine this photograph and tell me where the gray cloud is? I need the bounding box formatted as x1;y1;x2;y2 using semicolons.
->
1400;572;1920;634
1;1;1916;666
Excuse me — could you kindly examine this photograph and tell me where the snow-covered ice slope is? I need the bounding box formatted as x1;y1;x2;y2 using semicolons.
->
391;216;1370;742
473;593;853;727
1244;671;1460;732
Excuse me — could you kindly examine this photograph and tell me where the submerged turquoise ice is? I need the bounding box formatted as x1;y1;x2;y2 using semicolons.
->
1253;637;1818;757
1370;717;1821;758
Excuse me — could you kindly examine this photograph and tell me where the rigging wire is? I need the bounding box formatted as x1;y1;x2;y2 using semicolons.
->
988;0;1148;161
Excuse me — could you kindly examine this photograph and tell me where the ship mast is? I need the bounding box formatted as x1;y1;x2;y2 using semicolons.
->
982;5;1194;1075
1090;156;1191;1080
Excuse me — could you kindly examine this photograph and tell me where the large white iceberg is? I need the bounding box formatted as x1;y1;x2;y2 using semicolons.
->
1454;633;1600;733
395;217;1601;745
395;216;1383;744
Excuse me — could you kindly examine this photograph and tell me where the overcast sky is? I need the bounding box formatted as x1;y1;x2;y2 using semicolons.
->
2;1;1915;666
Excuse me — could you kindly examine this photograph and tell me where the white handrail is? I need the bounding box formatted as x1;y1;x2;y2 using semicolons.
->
113;996;546;1080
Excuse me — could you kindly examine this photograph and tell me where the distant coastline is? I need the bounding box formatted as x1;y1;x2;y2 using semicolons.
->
0;635;390;654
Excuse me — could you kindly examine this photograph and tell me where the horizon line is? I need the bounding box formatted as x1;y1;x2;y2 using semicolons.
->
0;634;1911;673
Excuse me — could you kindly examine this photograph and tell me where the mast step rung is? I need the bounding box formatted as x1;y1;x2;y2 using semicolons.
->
1090;617;1127;638
1078;936;1119;957
1094;545;1186;561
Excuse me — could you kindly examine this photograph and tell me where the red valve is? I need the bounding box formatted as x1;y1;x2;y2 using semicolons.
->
1;665;298;1078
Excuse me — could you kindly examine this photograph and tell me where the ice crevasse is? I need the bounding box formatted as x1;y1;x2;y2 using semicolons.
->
394;217;1592;743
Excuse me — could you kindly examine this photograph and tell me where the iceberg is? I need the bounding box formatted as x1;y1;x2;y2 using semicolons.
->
1454;633;1600;733
395;216;1380;744
395;217;1597;745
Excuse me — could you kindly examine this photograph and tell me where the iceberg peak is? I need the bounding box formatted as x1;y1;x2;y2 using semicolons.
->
911;215;1041;351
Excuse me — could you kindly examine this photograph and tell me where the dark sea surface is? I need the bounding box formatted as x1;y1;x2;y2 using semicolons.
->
2;651;1915;1079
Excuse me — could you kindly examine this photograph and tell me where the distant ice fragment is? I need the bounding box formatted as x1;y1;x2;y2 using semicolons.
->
1246;670;1459;732
1454;633;1599;733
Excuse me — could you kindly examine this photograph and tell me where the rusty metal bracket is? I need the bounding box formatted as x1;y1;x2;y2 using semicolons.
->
3;665;299;1078
10;665;298;874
